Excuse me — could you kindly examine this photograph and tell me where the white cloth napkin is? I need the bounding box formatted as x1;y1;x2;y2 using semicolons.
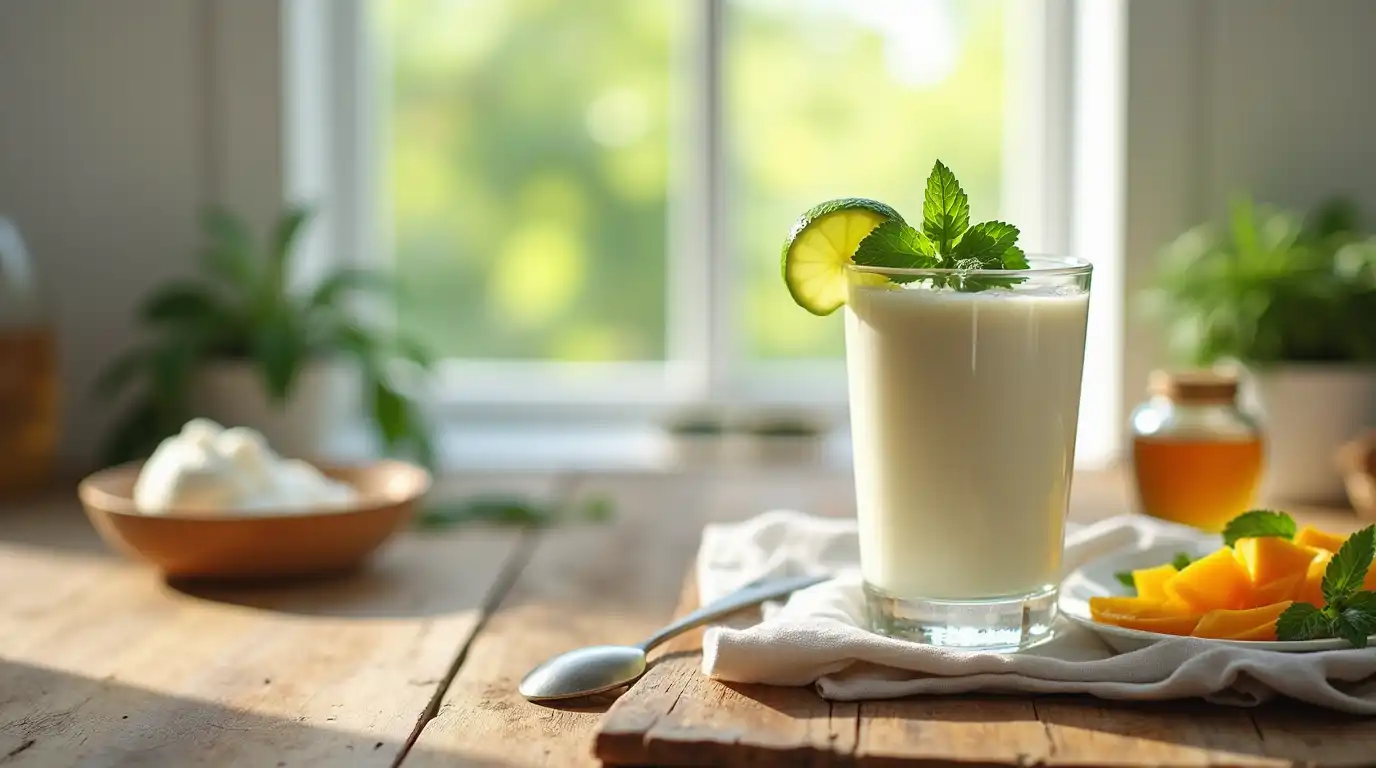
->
697;510;1376;713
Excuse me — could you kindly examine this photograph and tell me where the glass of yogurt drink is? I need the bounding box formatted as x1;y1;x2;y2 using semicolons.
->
845;258;1090;648
779;161;1090;649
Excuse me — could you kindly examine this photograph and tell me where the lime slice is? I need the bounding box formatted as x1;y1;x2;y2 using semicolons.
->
781;198;903;316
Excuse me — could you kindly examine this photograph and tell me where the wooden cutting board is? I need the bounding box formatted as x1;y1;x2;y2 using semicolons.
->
594;571;1376;767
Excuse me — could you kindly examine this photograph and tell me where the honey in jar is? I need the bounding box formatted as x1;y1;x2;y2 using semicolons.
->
1130;370;1264;532
0;218;59;495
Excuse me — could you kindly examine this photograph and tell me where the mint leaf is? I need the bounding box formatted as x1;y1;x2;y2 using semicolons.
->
1171;551;1195;570
1338;591;1376;648
1276;602;1333;641
852;221;939;284
1335;613;1372;648
951;221;1020;266
1324;525;1375;605
1114;570;1135;591
946;222;1028;293
1002;245;1029;270
1221;510;1297;547
922;160;969;253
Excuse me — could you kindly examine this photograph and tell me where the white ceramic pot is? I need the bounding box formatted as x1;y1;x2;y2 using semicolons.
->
1245;366;1376;504
190;360;359;461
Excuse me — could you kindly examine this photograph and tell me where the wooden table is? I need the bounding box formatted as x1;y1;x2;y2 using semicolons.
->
1;467;1371;767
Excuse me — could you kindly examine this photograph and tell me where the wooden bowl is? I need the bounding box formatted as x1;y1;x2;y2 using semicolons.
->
77;460;431;579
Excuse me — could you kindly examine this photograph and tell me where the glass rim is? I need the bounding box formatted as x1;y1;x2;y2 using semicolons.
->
846;255;1092;278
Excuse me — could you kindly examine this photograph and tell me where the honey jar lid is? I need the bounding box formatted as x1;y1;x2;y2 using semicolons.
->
1148;369;1239;405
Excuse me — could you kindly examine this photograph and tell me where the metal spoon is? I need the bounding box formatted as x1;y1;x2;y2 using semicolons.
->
518;573;828;702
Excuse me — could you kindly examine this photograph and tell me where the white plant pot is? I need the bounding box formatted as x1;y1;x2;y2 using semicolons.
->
190;360;359;461
1245;366;1376;504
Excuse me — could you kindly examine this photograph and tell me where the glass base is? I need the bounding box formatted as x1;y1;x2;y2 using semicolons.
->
863;581;1058;651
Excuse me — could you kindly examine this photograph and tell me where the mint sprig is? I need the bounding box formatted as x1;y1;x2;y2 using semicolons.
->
1276;524;1376;647
1323;526;1374;605
1276;602;1331;641
852;220;937;283
855;160;1030;292
923;160;970;253
951;221;1020;266
1221;509;1297;547
1338;592;1376;647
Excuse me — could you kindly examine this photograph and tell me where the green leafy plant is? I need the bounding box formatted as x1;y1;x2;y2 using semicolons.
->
1145;195;1376;365
96;206;435;466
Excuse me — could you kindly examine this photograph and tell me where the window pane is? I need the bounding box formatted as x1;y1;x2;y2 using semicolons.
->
728;0;1007;360
382;0;671;361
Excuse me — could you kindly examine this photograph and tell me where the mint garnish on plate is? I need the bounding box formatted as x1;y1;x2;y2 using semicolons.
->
1221;509;1297;547
852;160;1029;292
1275;520;1376;647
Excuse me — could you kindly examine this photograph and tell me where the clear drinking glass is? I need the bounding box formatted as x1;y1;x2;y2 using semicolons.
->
844;257;1092;649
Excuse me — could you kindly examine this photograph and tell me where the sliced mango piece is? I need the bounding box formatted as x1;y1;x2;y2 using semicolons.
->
1164;548;1253;611
1131;564;1178;602
1089;596;1187;618
1226;623;1280;642
1298;550;1333;607
1090;596;1200;636
1246;573;1304;607
1295;525;1346;554
1191;601;1291;640
1234;536;1319;587
1109;613;1203;636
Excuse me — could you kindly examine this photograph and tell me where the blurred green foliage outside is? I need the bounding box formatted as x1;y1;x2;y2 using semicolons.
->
382;0;1005;362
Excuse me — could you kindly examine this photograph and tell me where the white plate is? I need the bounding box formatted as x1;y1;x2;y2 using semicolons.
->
1059;542;1370;653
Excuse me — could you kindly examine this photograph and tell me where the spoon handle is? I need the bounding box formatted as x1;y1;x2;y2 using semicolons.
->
637;573;829;652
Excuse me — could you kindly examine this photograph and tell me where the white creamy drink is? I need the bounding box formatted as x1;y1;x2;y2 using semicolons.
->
776;161;1090;646
845;281;1089;601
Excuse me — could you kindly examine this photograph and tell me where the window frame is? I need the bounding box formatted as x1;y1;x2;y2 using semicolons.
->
286;0;1115;460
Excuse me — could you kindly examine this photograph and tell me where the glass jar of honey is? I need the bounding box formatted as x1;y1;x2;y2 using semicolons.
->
0;217;59;496
1130;370;1264;532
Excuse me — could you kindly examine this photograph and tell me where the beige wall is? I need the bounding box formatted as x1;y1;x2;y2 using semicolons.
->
0;0;282;468
1121;0;1376;432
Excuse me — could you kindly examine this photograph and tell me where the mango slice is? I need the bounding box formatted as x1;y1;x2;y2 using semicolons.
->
1164;548;1253;611
1295;526;1346;553
1089;596;1201;636
1191;601;1292;640
1226;622;1284;642
1298;550;1333;607
1131;564;1178;602
1109;613;1204;636
1235;536;1320;587
1089;596;1185;617
1247;573;1304;607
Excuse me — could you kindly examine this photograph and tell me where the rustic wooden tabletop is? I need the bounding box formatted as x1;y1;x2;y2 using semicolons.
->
1;467;1371;767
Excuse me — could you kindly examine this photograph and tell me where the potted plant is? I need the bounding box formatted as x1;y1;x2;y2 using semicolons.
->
96;206;435;466
1145;195;1376;503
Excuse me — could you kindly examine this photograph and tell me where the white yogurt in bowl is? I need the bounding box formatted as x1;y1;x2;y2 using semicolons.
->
133;419;357;515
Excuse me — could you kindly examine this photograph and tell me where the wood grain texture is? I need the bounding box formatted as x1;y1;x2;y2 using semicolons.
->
403;474;706;768
0;475;550;767
1034;698;1279;767
405;468;860;767
4;467;1372;767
